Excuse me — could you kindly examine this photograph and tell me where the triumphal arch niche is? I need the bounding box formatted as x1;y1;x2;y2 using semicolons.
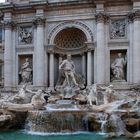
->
48;21;94;87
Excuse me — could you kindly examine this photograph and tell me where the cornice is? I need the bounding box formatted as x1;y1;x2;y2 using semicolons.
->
0;3;14;13
29;0;47;10
0;0;133;13
94;0;106;4
131;0;140;2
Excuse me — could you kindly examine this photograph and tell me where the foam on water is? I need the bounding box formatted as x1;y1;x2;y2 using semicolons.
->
46;107;80;111
22;130;92;136
45;104;80;111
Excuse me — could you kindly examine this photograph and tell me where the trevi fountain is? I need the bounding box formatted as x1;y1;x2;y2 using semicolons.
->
0;0;140;140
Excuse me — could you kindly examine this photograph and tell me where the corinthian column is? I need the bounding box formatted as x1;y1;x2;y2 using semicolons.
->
95;13;106;84
86;42;93;86
128;13;134;84
4;20;14;88
132;10;140;83
81;53;86;79
34;17;45;87
87;50;92;86
48;48;54;88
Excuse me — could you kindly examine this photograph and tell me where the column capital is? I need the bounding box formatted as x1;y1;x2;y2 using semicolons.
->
85;42;94;52
47;45;55;54
33;17;46;27
80;52;86;56
3;20;16;29
133;10;140;21
59;53;65;57
128;12;134;23
95;12;109;23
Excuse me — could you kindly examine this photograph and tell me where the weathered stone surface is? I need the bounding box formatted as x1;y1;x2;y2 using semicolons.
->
73;94;87;103
47;95;62;103
0;111;27;131
2;102;34;111
125;118;140;133
83;113;101;131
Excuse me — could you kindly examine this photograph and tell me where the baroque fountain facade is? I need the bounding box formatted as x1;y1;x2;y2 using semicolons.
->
0;0;140;138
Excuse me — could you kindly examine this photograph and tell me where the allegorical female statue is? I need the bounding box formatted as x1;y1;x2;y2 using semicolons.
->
19;58;32;84
111;53;127;81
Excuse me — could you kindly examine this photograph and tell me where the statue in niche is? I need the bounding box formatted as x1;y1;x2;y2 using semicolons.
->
111;53;127;81
110;20;125;39
56;54;85;90
19;27;32;44
19;58;32;85
59;54;78;87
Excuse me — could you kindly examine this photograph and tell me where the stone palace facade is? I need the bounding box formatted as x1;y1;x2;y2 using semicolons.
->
0;0;140;89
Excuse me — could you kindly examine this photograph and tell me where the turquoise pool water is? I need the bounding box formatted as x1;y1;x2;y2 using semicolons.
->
0;131;135;140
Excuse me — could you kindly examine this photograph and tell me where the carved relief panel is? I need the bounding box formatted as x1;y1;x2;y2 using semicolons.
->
18;26;33;44
110;19;126;39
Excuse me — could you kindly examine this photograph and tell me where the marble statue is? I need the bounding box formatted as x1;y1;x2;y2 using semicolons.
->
10;84;34;104
19;58;32;84
111;53;127;81
100;85;114;104
58;54;78;87
55;54;85;98
31;89;46;109
10;85;46;108
56;54;85;89
86;84;98;105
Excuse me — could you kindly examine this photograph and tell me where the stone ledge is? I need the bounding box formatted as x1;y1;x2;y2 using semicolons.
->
110;81;131;90
108;39;129;48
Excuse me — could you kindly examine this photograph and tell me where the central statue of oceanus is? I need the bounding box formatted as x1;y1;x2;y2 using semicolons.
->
56;54;85;91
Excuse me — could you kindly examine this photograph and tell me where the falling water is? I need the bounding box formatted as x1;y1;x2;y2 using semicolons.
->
98;113;107;134
25;110;89;133
110;114;126;136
